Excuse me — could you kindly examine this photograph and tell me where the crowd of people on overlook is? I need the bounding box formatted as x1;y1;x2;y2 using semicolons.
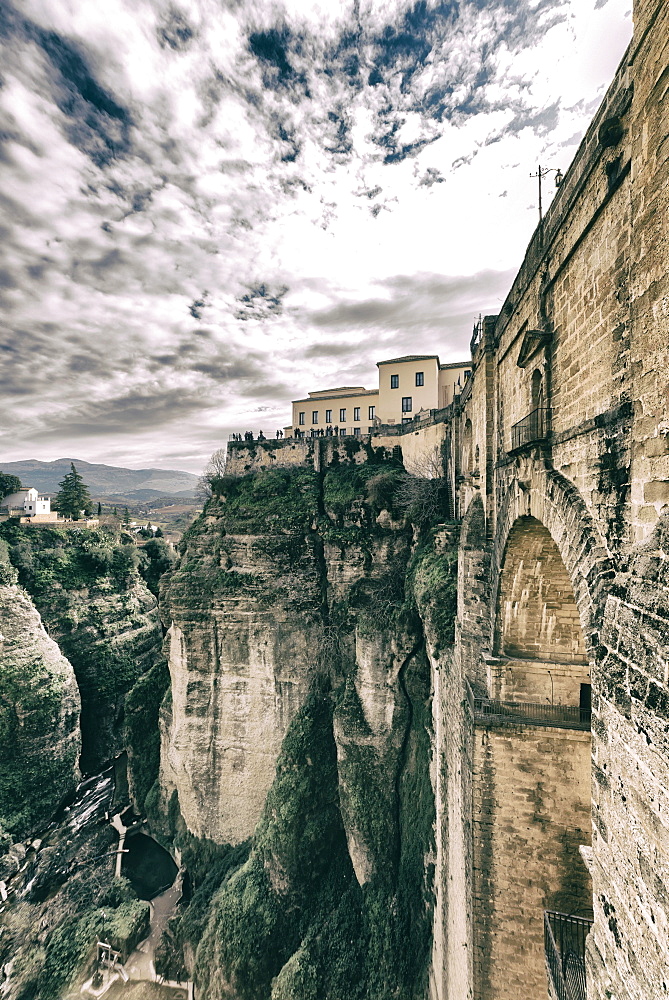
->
230;426;357;443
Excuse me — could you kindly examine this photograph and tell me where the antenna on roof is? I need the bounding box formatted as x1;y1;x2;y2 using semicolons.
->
530;165;562;245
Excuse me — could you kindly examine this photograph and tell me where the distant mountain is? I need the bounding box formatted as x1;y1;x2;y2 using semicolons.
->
0;458;200;497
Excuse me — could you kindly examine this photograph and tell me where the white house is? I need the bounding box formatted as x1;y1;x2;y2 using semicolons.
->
2;488;57;521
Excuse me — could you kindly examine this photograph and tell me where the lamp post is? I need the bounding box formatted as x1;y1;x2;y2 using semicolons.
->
530;165;563;244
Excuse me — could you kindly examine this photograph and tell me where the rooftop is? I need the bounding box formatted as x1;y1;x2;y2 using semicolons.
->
293;388;379;403
376;355;439;366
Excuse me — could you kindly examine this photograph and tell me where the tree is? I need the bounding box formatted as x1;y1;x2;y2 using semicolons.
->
197;448;227;501
0;473;22;500
122;507;130;526
395;445;451;526
52;463;93;520
97;502;102;516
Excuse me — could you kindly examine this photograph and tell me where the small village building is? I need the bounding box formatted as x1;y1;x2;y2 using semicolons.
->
1;488;59;522
287;355;471;436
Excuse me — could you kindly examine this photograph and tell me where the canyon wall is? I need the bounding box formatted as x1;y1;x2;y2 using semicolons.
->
0;546;80;840
155;447;451;1000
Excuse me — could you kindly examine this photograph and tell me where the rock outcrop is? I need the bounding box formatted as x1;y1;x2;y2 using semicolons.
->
0;524;165;774
0;580;80;838
155;449;454;1000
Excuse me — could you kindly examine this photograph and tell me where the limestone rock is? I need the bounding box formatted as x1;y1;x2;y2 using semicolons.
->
0;584;80;837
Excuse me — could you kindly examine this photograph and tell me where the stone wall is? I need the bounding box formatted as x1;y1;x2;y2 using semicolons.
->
471;723;591;1000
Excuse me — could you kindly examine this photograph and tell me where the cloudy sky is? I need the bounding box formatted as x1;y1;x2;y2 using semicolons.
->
0;0;632;473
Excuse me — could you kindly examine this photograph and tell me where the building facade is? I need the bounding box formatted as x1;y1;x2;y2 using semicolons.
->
1;488;57;522
288;356;471;436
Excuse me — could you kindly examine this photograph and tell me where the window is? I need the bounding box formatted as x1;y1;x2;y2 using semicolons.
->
354;427;361;437
339;408;346;422
312;411;319;424
325;409;332;423
415;371;424;386
402;396;412;412
340;428;346;436
390;374;399;389
368;405;375;420
464;369;471;380
353;407;360;421
402;417;412;424
298;412;305;425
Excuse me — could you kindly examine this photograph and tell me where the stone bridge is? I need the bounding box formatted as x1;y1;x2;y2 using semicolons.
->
432;2;669;997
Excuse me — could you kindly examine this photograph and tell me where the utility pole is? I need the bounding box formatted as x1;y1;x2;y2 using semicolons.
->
530;165;563;245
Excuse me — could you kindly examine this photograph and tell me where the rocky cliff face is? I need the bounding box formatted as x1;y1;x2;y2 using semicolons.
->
155;447;457;1000
0;550;80;839
0;524;165;775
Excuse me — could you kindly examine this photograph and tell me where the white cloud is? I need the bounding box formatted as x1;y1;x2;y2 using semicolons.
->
0;0;633;472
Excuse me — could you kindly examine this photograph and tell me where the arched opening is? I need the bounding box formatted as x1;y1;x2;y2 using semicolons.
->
462;418;472;476
531;368;544;411
471;514;593;1000
493;515;590;708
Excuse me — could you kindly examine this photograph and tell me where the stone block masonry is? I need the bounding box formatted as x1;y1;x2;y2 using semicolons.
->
472;723;591;1000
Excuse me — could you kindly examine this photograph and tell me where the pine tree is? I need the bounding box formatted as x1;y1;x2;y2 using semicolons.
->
53;463;93;520
123;507;130;526
97;502;102;516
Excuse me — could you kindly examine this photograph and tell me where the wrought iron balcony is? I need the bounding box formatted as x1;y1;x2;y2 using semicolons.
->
473;697;591;730
510;406;551;451
544;911;593;1000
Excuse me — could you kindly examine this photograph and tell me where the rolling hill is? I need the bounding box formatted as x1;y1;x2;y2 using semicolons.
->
0;458;200;499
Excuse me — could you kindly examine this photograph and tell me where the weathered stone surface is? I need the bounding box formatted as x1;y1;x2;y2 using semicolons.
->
0;583;80;837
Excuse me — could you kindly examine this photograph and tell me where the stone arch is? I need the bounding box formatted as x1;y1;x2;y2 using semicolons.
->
492;467;614;658
494;515;588;662
491;513;591;707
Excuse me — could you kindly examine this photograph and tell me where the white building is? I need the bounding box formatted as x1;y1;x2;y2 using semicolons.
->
1;488;57;521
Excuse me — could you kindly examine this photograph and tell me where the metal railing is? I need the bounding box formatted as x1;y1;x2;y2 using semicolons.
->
473;697;590;730
544;910;593;1000
510;407;551;451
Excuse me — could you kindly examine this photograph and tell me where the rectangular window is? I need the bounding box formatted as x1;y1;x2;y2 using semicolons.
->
340;428;346;436
415;371;424;386
402;396;412;412
402;417;412;424
464;369;471;380
298;412;305;425
312;411;319;424
325;409;332;423
339;408;346;422
390;374;399;389
368;405;375;420
353;407;360;421
354;427;361;437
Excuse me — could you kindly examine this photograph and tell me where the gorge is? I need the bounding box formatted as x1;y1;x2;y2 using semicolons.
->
1;1;669;997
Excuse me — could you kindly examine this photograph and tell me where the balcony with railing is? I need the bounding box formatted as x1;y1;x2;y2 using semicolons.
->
544;910;593;1000
510;406;551;451
472;694;590;731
